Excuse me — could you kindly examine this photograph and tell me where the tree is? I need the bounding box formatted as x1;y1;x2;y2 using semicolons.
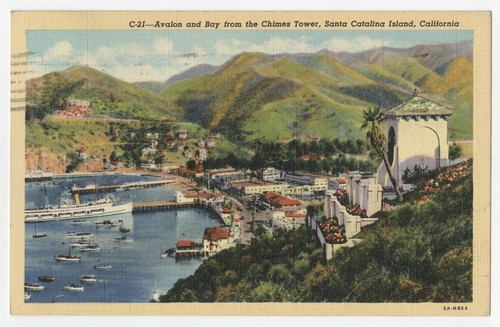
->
449;143;462;161
361;106;402;201
251;207;257;232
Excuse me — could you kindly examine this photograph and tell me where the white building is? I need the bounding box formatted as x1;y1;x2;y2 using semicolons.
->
377;95;452;188
347;171;382;218
232;181;288;195
257;167;281;181
283;173;328;191
203;227;231;255
142;147;157;156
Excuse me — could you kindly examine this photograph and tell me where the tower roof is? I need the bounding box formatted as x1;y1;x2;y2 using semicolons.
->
385;95;452;117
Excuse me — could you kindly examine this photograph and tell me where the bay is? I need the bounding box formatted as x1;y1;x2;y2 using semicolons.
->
24;174;221;303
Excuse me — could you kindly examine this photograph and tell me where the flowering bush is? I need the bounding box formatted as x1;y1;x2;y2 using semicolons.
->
319;217;346;244
346;204;367;218
415;160;472;204
334;189;349;206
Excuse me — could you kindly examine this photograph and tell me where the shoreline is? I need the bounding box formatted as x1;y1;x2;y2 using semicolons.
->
32;170;202;195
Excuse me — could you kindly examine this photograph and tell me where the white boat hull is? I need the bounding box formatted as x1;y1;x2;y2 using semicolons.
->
25;201;133;223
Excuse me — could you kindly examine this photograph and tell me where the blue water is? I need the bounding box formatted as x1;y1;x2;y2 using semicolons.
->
24;174;221;303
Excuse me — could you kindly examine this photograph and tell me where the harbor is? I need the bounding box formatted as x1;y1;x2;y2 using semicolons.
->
24;173;222;303
71;179;176;195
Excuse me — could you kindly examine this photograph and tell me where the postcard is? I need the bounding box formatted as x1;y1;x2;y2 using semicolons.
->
10;11;491;315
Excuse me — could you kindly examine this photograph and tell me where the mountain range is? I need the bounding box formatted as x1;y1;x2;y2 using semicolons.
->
26;40;473;143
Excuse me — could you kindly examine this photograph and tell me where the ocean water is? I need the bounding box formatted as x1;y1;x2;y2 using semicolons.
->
24;174;221;303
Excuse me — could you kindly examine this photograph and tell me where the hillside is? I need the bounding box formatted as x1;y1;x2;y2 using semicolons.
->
160;41;472;143
26;66;181;121
163;52;412;143
417;57;473;140
26;40;473;148
162;160;472;302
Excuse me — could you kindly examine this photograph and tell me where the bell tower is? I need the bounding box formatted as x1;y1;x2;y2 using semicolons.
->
377;93;453;187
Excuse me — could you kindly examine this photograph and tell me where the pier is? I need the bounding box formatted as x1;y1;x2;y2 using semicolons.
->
132;201;199;213
71;180;176;195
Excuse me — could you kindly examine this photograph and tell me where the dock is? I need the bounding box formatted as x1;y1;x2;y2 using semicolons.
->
132;201;198;213
71;180;176;195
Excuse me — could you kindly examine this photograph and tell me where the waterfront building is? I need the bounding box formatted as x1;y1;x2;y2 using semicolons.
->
203;227;230;255
377;94;453;188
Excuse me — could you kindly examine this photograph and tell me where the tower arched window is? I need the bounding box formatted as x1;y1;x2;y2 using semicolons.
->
388;127;396;166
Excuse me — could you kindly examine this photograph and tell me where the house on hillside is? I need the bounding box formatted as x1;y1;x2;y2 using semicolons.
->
178;130;188;139
206;138;216;148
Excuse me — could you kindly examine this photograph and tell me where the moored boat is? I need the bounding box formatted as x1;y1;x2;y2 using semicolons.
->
32;223;47;238
80;274;97;283
24;283;44;291
25;196;132;223
79;244;102;252
71;220;89;225
24;292;31;300
94;264;112;270
160;248;176;259
63;284;84;292
38;275;55;282
60;231;93;239
119;225;130;233
54;247;81;262
69;239;91;248
114;236;127;241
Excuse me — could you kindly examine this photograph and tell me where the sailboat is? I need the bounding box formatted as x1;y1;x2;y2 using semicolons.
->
32;223;47;238
54;246;81;262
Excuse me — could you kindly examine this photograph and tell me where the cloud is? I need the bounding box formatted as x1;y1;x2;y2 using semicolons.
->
154;38;175;55
215;37;320;56
248;36;319;54
43;41;73;61
324;36;392;52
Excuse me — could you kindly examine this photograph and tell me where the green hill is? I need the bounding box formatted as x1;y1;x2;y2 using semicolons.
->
163;53;412;143
26;66;181;121
162;160;472;302
417;57;473;140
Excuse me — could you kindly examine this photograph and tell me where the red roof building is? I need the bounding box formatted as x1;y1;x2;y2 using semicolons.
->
203;227;230;241
176;240;195;249
264;192;302;208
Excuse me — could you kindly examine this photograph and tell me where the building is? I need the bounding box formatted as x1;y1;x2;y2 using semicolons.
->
198;148;207;161
197;139;206;148
206;138;216;148
330;177;347;191
142;147;157;156
205;169;247;189
178;130;188;139
268;210;307;230
67;99;90;107
263;192;302;209
346;171;382;218
203;227;230;255
257;167;281;181
377;94;453;188
283;173;328;191
231;181;288;195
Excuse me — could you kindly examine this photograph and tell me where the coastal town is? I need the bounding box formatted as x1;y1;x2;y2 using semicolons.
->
25;90;463;264
20;29;476;304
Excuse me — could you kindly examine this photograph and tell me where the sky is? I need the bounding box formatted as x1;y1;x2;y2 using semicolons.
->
27;29;473;83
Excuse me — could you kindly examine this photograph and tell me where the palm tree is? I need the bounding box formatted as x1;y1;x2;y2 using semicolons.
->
361;106;403;201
